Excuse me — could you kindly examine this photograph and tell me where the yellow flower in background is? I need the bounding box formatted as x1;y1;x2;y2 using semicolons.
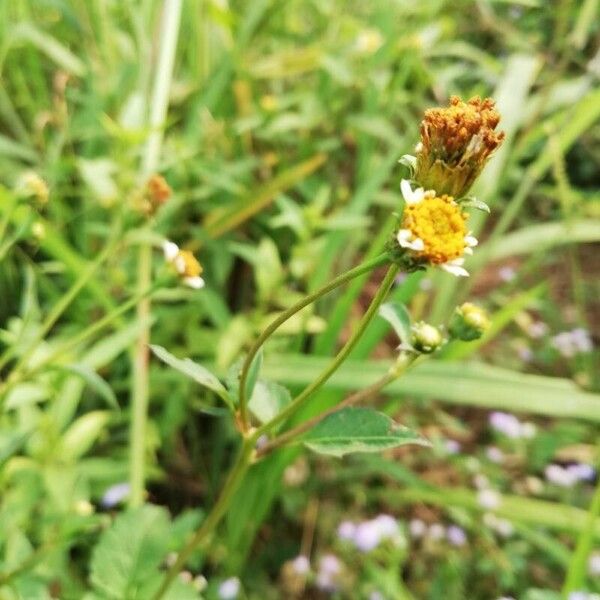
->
396;180;477;277
163;241;205;289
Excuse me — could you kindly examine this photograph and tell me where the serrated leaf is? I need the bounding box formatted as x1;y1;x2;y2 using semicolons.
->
150;345;233;410
459;197;490;213
90;505;170;599
302;407;430;457
248;380;291;424
378;302;413;346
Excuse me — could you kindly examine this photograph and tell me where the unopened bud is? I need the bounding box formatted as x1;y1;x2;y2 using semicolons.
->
449;302;490;341
411;321;444;353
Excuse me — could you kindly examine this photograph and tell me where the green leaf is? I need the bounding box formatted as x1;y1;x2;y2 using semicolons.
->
378;302;412;347
302;407;430;457
90;505;170;600
458;197;490;213
59;364;119;410
248;380;291;424
58;411;110;460
150;345;233;410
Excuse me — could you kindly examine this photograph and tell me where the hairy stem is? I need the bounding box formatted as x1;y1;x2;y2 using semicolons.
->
237;252;391;431
252;263;400;441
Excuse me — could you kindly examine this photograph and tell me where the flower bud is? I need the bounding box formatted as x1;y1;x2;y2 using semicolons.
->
449;302;490;341
411;321;444;353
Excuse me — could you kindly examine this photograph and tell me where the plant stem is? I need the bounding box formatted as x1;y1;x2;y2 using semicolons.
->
153;440;255;600
257;353;418;457
129;0;183;508
252;263;400;440
237;252;391;431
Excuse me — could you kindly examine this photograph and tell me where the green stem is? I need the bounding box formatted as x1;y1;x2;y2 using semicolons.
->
129;0;183;508
0;219;121;374
252;263;400;440
153;440;255;600
238;252;391;430
0;281;164;402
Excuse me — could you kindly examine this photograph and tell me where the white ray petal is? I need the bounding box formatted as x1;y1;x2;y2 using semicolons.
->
163;240;179;261
183;276;205;289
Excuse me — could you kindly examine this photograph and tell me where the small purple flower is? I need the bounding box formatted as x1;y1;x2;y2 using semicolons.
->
446;525;467;547
545;464;578;488
498;266;516;282
353;521;382;552
337;520;356;541
527;321;548;339
409;519;426;539
489;412;522;438
291;555;310;575
316;554;341;592
552;328;594;358
218;577;240;600
486;446;504;464
567;463;596;482
100;482;130;508
444;439;461;455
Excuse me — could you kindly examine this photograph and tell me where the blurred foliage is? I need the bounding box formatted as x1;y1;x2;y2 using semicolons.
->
0;0;599;598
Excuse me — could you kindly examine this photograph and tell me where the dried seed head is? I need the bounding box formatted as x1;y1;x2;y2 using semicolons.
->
415;96;505;197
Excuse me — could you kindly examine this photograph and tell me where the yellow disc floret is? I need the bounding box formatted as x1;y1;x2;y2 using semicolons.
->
176;250;203;278
402;195;468;264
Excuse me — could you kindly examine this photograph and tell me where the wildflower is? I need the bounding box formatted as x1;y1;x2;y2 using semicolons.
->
568;463;596;482
545;464;578;487
163;240;205;289
218;577;241;599
444;439;461;455
498;266;516;282
484;513;514;538
17;171;49;204
291;555;310;575
337;521;357;541
489;411;527;439
486;446;504;464
193;575;208;592
526;321;549;339
477;489;501;510
316;554;342;592
552;328;594;357
355;29;383;54
411;321;444;353
427;523;446;541
414;96;505;198
100;482;130;508
449;302;490;341
446;525;467;547
409;519;427;539
396;180;476;276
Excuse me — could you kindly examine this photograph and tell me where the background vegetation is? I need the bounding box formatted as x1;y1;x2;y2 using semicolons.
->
0;0;599;598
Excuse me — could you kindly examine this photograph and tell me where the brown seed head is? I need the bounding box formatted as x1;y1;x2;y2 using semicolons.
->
415;96;505;197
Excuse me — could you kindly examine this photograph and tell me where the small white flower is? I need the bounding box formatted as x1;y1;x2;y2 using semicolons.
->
588;551;600;576
441;258;469;277
400;179;426;206
218;577;240;600
409;519;427;539
478;489;501;510
428;523;446;541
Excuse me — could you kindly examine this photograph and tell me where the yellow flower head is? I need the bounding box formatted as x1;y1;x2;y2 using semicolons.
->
414;96;505;198
163;241;205;289
396;180;477;277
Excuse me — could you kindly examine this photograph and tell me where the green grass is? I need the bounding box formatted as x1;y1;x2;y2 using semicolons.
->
0;0;599;598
